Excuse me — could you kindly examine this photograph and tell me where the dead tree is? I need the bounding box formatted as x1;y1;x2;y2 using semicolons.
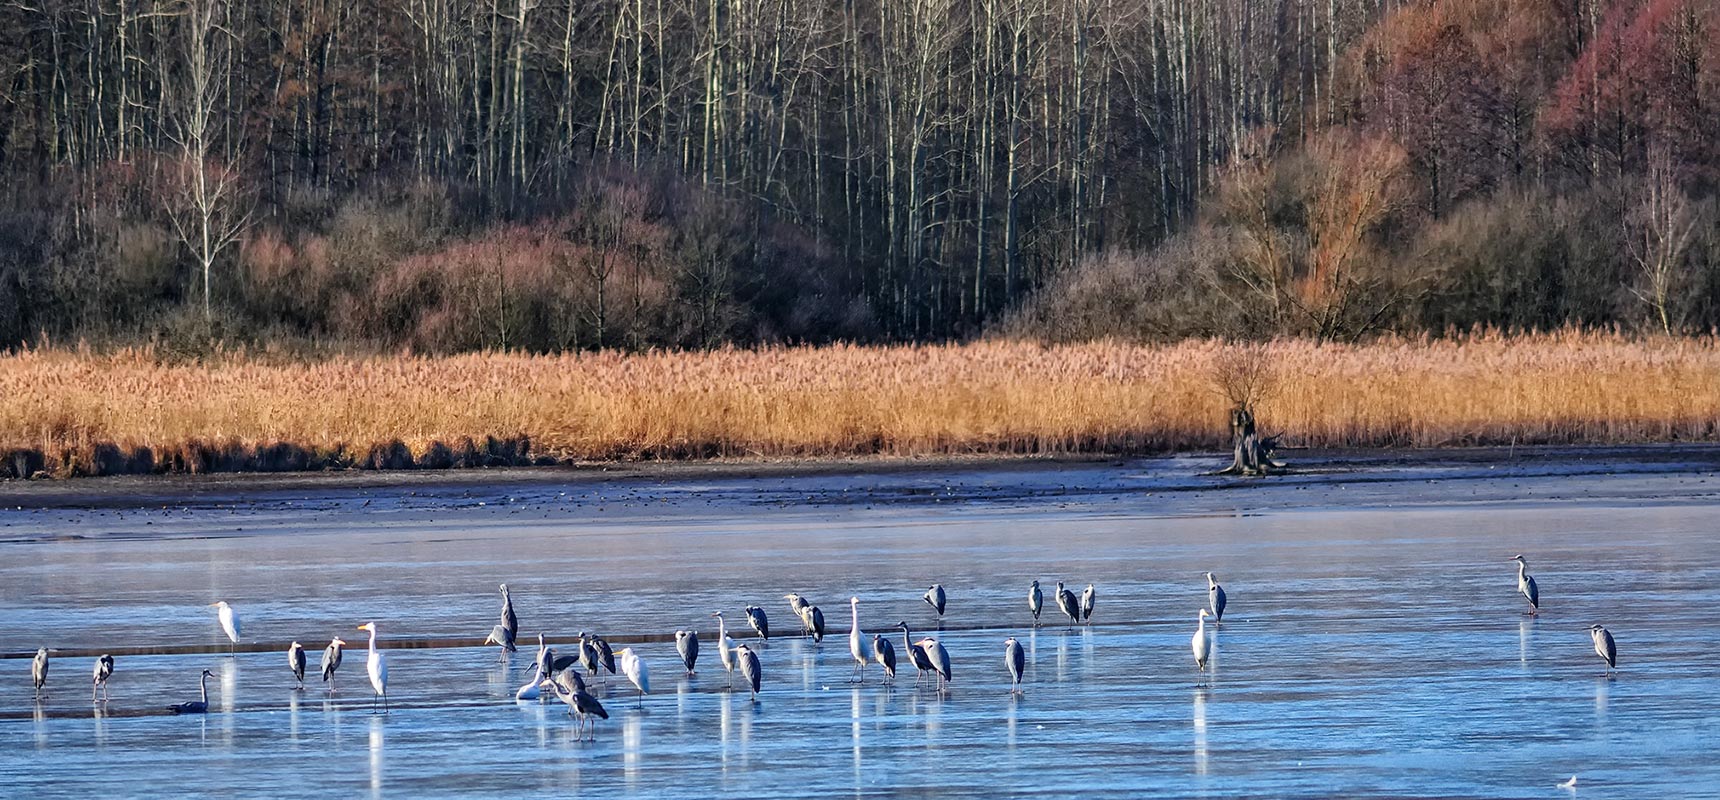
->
1218;405;1283;476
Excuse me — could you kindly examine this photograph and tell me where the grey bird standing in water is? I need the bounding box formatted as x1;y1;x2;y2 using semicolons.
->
321;637;346;693
31;648;48;700
1206;573;1227;623
1055;582;1080;629
736;643;762;701
1028;580;1043;626
168;669;216;714
917;637;952;690
288;642;306;690
923;585;947;621
540;673;607;740
1590;625;1617;674
872;634;897;683
897;622;933;685
675;630;700;676
93;654;114;701
486;583;518;657
1512;555;1540;615
744;606;771;641
1080;584;1096;624
1004;637;1025;694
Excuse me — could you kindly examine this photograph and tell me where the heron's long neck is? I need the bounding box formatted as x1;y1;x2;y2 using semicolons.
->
367;629;378;652
1517;561;1528;579
850;605;859;630
717;617;727;640
200;675;209;703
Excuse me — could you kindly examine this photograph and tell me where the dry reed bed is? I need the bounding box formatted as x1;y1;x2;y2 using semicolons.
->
2;333;1717;478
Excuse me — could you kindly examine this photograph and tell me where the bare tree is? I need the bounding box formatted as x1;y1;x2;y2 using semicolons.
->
1628;148;1702;336
161;0;250;323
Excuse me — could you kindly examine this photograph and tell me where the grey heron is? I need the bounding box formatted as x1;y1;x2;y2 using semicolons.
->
484;626;514;660
872;634;897;683
168;669;216;714
1028;580;1043;627
210;601;242;656
592;635;617;679
574;632;600;678
537;645;585;691
744;605;770;641
1206;573;1227;623
321;637;346;693
31;647;47;699
1512;555;1540;615
497;583;518;652
1590;624;1617;674
540;672;608;740
784;593;812;638
675;630;700;675
618;647;650;707
1054;582;1080;629
923;585;946;621
847;597;868;683
1192;609;1212;685
288;641;306;690
896;622;934;686
1080;584;1096;624
806;605;826;643
916;637;951;690
357;622;389;713
736;643;762;701
93;653;114;701
1004;637;1024;694
711;612;739;688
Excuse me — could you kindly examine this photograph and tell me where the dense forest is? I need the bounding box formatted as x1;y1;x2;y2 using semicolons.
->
0;0;1715;351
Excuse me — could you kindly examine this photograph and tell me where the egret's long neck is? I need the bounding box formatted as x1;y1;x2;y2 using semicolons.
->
717;617;727;640
367;628;378;652
850;604;859;630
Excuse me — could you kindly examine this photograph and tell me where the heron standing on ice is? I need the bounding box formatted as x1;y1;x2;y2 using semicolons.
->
1206;573;1227;623
923;585;947;621
1590;625;1617;675
32;648;48;699
321;637;346;693
736;643;762;701
1055;582;1080;629
1028;581;1043;626
1080;584;1096;624
675;630;700;676
288;642;306;690
1511;555;1540;615
93;654;114;701
1004;637;1025;693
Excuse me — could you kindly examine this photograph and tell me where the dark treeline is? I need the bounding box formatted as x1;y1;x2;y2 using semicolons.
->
0;0;1715;352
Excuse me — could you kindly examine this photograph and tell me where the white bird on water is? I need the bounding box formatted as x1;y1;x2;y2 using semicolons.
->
847;597;868;684
1557;775;1578;791
618;647;650;707
357;622;388;713
210;601;242;656
1192;609;1212;685
711;612;738;689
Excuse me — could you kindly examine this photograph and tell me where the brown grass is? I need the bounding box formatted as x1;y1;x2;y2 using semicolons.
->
2;331;1718;478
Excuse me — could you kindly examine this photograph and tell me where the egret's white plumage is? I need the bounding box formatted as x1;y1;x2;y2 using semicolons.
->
847;597;868;683
212;601;241;655
358;622;388;712
618;647;650;707
1192;609;1212;684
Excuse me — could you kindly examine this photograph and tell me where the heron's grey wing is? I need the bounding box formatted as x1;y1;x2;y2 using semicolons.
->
1525;576;1539;608
1601;630;1617;666
1213;585;1227;620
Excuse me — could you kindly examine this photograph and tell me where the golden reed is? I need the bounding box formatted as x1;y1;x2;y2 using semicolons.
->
2;331;1717;477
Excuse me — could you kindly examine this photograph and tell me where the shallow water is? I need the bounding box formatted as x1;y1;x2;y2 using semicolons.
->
2;456;1718;797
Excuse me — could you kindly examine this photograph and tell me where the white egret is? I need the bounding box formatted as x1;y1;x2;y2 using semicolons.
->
847;597;868;683
515;662;544;701
1192;609;1212;685
618;647;650;707
357;622;389;713
210;601;242;656
32;648;48;699
712;613;738;687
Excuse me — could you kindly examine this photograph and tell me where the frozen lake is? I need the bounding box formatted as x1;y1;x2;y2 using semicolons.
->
2;451;1718;797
